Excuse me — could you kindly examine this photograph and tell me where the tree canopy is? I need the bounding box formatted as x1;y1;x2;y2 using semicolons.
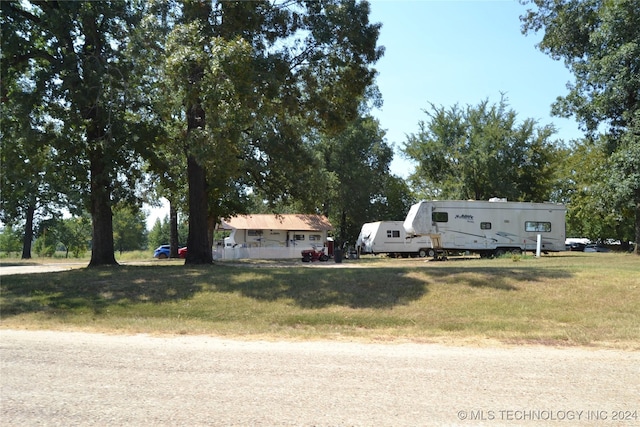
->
153;0;384;263
319;115;413;245
403;97;561;202
1;0;385;264
1;1;150;265
521;0;640;253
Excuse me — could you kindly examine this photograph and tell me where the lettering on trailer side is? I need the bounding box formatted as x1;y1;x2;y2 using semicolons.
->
455;214;474;222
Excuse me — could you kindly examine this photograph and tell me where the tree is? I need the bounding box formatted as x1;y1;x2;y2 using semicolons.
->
32;218;58;257
130;0;188;259
0;225;22;255
147;215;188;251
558;136;636;248
403;98;561;202
147;218;170;251
159;0;383;264
112;206;148;254
521;0;640;254
0;6;77;259
319;116;412;245
373;175;416;224
0;121;63;259
2;1;148;266
56;216;92;258
560;138;610;239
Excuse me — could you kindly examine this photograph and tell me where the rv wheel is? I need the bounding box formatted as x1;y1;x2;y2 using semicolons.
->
427;249;436;258
418;249;427;258
494;248;506;257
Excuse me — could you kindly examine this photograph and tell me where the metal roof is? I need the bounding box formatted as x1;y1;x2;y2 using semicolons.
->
220;214;333;231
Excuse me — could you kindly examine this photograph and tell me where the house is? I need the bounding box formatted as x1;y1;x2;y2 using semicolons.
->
219;214;333;259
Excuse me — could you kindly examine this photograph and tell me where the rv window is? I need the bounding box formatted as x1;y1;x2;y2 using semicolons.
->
432;212;448;223
525;221;551;232
387;230;401;238
481;222;491;230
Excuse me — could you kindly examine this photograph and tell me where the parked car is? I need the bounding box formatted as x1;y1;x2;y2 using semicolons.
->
178;247;187;258
153;245;170;259
568;242;586;252
584;244;610;253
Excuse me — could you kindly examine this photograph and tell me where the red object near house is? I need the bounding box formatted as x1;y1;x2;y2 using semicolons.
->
301;246;329;262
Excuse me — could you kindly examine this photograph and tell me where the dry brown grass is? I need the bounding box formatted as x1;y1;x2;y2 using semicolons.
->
1;252;638;349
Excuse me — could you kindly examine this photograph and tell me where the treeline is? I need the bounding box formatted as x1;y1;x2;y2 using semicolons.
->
0;209;187;258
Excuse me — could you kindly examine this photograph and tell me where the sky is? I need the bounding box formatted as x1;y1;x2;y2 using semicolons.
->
367;0;583;178
147;0;584;228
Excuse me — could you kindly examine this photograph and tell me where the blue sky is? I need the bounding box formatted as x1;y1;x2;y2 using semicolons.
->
367;0;583;177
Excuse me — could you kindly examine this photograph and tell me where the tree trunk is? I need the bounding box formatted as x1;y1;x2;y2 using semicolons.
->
339;208;348;248
88;147;118;267
185;155;213;264
169;202;179;258
180;1;217;265
21;204;35;259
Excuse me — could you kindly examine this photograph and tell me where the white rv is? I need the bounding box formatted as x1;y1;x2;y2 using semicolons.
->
403;199;566;258
356;221;434;258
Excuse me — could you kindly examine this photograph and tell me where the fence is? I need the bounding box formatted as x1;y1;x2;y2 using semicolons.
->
217;245;315;260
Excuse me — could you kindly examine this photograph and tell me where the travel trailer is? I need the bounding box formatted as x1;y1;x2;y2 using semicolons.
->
356;221;434;258
403;199;566;258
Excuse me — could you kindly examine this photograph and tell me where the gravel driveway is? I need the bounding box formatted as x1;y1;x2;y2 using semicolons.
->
1;329;638;426
0;263;82;276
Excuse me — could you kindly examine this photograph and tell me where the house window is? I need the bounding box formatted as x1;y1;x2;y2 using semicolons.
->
248;230;262;236
309;234;322;241
480;222;492;230
432;212;448;222
525;221;551;232
294;234;305;241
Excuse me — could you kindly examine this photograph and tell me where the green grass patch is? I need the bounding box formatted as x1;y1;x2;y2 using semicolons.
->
1;253;639;349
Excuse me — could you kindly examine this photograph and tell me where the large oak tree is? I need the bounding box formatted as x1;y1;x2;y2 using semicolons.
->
159;0;383;264
2;1;148;266
521;0;640;254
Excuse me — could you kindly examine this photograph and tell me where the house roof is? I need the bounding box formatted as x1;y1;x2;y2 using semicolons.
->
220;214;333;231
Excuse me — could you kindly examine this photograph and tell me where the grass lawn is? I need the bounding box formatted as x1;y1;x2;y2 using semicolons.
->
1;252;639;349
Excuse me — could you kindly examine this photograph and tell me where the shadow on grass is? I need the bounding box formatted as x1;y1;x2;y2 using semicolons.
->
0;261;41;267
211;263;572;307
0;262;575;317
0;265;205;317
425;264;573;291
0;265;431;314
215;267;429;309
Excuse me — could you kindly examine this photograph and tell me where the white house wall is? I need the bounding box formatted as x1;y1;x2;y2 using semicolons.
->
223;229;329;258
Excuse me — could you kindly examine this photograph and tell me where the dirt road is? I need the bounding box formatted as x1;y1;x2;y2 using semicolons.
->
1;330;638;426
0;263;83;276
